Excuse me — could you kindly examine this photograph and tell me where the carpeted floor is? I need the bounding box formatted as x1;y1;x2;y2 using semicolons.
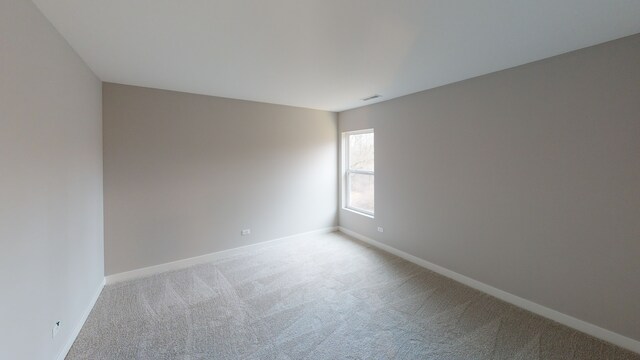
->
68;232;640;359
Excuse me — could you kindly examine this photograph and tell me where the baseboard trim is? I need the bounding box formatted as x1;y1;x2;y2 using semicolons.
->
338;226;640;355
105;227;339;285
56;277;105;360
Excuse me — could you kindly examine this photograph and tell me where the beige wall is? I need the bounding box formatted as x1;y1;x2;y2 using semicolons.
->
0;1;104;359
103;83;338;275
339;34;640;341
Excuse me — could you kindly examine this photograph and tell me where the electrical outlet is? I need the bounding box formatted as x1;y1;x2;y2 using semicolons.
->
241;229;251;236
377;226;384;233
52;321;61;339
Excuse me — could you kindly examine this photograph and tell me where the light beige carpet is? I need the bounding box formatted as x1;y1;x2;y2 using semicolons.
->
68;232;639;359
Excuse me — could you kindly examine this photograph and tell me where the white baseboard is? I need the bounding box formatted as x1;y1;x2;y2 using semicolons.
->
56;277;105;360
105;227;338;285
338;226;640;355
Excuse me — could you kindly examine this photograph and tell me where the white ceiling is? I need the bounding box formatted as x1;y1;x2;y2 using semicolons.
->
33;0;640;112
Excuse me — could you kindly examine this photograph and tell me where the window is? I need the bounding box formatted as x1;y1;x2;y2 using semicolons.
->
343;129;374;216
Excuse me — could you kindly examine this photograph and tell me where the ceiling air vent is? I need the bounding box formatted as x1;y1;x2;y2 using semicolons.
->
362;94;381;101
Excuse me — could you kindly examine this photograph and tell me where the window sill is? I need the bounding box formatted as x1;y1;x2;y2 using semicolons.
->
342;207;374;219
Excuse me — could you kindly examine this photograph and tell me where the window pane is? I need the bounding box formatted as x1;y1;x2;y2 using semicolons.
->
349;173;374;213
349;133;374;171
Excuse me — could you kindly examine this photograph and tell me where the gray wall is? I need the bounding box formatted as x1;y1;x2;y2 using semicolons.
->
103;83;337;275
0;1;104;359
339;34;640;341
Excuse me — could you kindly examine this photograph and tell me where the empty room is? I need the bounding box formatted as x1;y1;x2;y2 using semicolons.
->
2;0;640;359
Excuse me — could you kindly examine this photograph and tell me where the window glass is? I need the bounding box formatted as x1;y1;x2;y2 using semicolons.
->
348;173;374;213
348;133;374;171
343;129;374;216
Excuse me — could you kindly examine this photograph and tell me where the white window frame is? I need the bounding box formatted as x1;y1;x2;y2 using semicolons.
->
342;129;374;218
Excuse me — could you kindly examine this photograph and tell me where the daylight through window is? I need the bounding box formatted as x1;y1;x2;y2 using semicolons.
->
343;129;374;216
